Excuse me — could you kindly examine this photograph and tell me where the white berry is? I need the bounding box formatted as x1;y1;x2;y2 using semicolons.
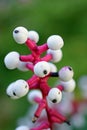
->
48;88;62;104
13;79;29;98
47;35;64;50
6;80;29;99
13;26;28;44
4;51;20;69
28;30;39;43
47;49;63;63
60;79;76;92
34;61;51;77
6;82;19;99
59;66;74;81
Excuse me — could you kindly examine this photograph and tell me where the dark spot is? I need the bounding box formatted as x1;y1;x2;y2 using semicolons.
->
13;91;16;96
43;70;47;75
68;67;72;71
52;99;57;103
65;120;71;125
58;91;60;94
25;85;27;88
14;30;19;33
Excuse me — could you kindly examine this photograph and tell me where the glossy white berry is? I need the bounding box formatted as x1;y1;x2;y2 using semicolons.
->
15;126;29;130
48;88;62;104
4;51;20;69
60;79;76;92
47;49;63;63
48;62;57;72
17;61;29;71
6;80;29;99
59;66;74;81
6;82;19;99
28;30;39;43
47;35;64;50
13;26;28;44
13;79;29;98
34;61;51;77
27;90;42;103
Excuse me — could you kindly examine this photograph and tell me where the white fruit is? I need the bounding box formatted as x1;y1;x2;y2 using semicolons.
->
6;82;19;99
28;30;39;43
59;66;74;81
34;61;51;77
47;35;64;50
48;88;62;104
4;51;20;69
47;49;62;63
6;79;29;99
13;26;28;44
13;79;29;98
60;79;76;92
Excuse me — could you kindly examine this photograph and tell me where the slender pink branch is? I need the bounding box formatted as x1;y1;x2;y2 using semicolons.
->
27;75;40;89
38;43;48;54
26;39;38;51
41;54;52;62
34;99;46;118
26;63;34;72
57;85;64;91
20;54;34;62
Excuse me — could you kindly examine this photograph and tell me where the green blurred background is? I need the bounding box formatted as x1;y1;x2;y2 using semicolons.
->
0;0;87;129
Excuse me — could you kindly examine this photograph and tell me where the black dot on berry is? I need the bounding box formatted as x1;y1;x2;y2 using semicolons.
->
14;30;19;33
25;85;27;88
52;99;57;103
68;67;72;71
13;91;16;96
43;70;47;74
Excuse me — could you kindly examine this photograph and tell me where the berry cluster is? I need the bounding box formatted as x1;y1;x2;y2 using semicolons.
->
4;26;76;130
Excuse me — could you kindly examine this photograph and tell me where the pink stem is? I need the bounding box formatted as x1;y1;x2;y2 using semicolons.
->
26;39;38;51
27;75;40;89
51;116;64;124
33;97;42;103
57;85;64;91
26;63;34;72
41;54;52;62
34;99;46;118
38;43;48;54
20;54;34;62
